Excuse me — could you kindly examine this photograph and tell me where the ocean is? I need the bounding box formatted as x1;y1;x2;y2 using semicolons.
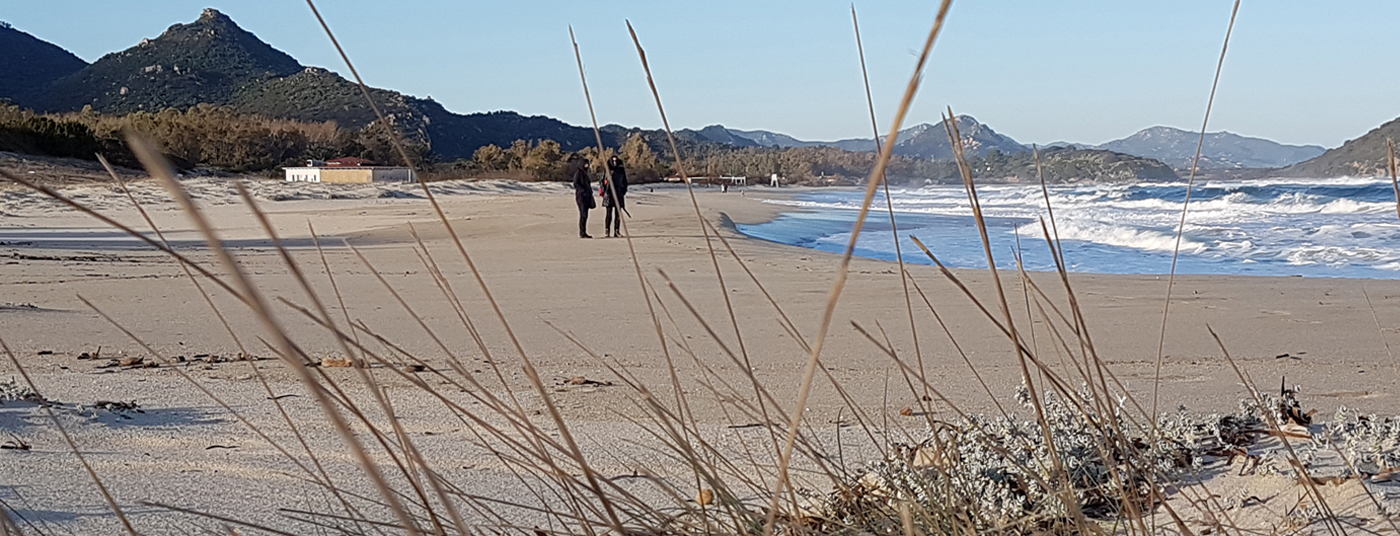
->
736;178;1400;279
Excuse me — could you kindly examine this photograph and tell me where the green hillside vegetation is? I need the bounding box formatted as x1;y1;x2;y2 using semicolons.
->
458;132;1177;185
965;146;1180;183
647;143;1174;185
0;23;88;108
230;67;410;128
43;9;301;114
1281;116;1400;177
462;134;670;182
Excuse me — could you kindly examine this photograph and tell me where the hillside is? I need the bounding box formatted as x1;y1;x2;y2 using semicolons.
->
43;9;302;114
229;66;413;129
726;129;826;148
1280;116;1400;178
691;125;760;147
921;146;1179;184
26;9;595;160
0;23;88;108
1094;126;1324;169
729;116;1028;159
902;117;1026;159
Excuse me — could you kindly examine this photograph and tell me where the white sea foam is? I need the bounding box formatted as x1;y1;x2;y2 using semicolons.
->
1013;220;1207;254
751;178;1400;277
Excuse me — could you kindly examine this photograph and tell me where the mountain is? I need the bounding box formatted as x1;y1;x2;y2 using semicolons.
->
43;9;302;114
994;146;1179;183
1094;126;1324;169
228;65;597;157
690;125;760;147
891;117;1027;159
726;129;828;148
0;22;88;108
24;9;595;160
728;116;1029;159
1279;116;1400;178
897;145;1178;185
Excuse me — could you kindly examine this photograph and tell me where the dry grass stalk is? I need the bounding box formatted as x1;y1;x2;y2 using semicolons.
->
124;131;427;535
0;508;20;536
1209;327;1347;536
1389;138;1399;221
0;336;139;536
570;26;710;481
623;21;779;474
852;5;927;404
754;2;954;532
303;0;634;531
234;181;467;535
940;107;1094;533
94;156;382;527
1152;0;1243;420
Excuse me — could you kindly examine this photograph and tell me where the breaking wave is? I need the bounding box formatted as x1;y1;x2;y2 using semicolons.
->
738;177;1400;278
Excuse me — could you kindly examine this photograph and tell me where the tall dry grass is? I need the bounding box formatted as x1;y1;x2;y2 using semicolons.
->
1;0;1386;534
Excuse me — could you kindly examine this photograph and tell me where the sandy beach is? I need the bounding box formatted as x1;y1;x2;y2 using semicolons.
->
3;174;1400;533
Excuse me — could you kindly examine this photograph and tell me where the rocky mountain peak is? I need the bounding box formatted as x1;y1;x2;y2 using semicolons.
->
199;7;229;22
41;9;303;114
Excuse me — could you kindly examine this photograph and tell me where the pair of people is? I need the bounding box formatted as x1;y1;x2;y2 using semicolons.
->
570;154;628;238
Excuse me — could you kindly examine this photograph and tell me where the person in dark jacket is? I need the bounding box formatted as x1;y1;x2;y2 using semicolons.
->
600;155;629;237
569;154;595;238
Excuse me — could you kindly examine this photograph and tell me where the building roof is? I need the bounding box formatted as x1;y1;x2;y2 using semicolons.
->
326;156;375;166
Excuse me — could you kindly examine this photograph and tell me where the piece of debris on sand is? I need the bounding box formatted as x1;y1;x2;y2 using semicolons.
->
562;376;613;387
320;357;365;368
0;379;42;404
88;400;143;414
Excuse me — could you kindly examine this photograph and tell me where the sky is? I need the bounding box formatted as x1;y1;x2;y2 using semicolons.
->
3;1;1397;148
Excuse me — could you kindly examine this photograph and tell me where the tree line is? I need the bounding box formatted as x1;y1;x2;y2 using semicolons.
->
1;101;952;183
1;101;1162;184
0;103;427;172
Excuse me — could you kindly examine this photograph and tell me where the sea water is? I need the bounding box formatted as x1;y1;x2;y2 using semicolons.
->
736;178;1400;279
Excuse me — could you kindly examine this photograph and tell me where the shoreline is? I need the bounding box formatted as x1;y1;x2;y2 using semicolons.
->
740;182;1400;281
3;179;1397;409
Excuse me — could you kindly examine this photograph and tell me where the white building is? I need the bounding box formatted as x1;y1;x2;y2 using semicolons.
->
284;157;415;184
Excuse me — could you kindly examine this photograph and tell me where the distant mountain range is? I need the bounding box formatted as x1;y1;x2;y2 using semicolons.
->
2;10;1394;178
722;116;1026;160
1090;127;1325;169
724;124;1326;170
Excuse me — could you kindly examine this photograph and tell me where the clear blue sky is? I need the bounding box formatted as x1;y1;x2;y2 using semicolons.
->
4;1;1396;148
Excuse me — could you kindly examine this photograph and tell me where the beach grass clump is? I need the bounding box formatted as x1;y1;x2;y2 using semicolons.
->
808;386;1170;533
1324;407;1400;475
807;384;1400;535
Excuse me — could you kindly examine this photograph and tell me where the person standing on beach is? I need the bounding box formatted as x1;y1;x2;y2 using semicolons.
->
600;155;629;238
569;154;595;238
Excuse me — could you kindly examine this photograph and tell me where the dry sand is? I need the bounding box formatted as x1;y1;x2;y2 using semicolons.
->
2;174;1400;533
